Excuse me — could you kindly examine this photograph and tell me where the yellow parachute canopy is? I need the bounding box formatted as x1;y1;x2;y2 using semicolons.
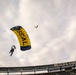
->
10;26;31;51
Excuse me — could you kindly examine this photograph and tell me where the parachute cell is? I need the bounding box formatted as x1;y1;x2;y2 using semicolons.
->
10;26;31;51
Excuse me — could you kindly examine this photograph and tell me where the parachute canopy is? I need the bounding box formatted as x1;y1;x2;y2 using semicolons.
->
10;26;31;51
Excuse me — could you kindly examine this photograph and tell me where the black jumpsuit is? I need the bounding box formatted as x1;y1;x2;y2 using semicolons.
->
9;47;14;56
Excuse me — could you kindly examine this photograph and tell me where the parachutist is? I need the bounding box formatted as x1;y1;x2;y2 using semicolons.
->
9;45;16;56
34;25;38;28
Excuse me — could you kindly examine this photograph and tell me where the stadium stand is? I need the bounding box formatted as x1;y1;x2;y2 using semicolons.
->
0;61;76;75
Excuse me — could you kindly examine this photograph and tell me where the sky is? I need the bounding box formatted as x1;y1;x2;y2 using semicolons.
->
0;0;76;67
